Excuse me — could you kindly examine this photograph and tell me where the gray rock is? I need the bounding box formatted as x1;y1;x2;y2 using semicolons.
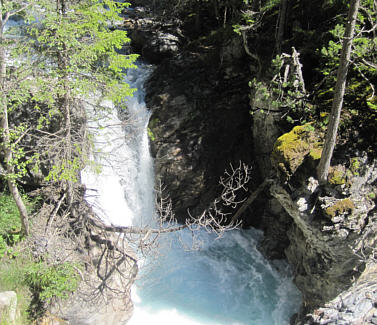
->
354;299;373;315
0;291;17;323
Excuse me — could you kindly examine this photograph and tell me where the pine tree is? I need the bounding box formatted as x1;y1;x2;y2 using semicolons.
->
0;0;137;232
317;0;361;184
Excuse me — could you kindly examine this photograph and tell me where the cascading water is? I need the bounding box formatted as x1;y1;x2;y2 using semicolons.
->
81;63;302;325
81;64;155;227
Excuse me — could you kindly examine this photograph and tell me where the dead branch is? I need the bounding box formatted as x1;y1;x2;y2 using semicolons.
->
230;178;273;224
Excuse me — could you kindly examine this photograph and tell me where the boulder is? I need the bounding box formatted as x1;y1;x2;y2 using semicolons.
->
271;123;322;179
0;291;17;324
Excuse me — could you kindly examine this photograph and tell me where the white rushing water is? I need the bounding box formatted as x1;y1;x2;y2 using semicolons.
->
81;63;302;325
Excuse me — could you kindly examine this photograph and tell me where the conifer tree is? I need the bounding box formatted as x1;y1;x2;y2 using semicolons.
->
0;0;137;232
317;0;361;184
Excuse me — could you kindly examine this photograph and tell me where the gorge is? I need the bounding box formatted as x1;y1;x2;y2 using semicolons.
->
121;1;377;324
1;1;376;324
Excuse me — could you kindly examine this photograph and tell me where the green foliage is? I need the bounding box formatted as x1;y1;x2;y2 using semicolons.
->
45;158;81;183
27;0;138;104
250;54;311;124
261;0;280;12
233;10;256;35
317;0;377;106
1;0;139;188
314;0;377;149
24;261;80;302
0;194;24;257
0;253;81;323
0;192;40;257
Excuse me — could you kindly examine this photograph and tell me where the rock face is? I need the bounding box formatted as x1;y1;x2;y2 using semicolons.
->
144;36;254;222
124;11;181;64
301;263;377;325
263;136;377;320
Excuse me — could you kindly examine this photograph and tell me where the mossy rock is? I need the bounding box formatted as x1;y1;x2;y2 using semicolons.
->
271;123;322;178
328;165;347;185
325;198;355;219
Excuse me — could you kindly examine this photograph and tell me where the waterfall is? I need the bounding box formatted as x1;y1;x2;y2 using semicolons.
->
81;64;155;227
81;63;302;325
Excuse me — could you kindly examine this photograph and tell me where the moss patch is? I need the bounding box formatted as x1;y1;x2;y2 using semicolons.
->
328;165;346;185
349;157;361;176
271;123;322;177
325;198;355;219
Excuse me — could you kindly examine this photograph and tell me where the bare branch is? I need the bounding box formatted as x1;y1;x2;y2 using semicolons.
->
230;178;273;224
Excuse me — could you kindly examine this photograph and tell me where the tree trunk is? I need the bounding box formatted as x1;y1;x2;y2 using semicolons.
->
57;0;75;209
0;10;30;235
252;0;261;12
276;0;288;54
317;0;360;185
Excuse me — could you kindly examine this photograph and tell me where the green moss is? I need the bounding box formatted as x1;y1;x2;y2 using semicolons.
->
328;166;346;185
271;123;322;177
325;198;355;219
309;147;322;160
368;192;376;200
147;128;155;141
148;117;160;129
350;157;360;176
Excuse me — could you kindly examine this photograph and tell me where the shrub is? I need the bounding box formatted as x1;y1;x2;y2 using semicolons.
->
24;261;80;302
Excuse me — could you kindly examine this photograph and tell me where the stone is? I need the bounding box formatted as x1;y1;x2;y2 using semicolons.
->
307;177;319;193
271;123;322;179
36;312;69;325
354;300;373;315
297;197;308;212
0;291;17;323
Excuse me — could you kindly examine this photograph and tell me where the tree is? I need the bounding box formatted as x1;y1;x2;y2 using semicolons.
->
0;0;138;234
1;1;32;235
28;0;137;206
317;0;361;184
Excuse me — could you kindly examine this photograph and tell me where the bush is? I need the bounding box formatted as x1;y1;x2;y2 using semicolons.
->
24;261;80;302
